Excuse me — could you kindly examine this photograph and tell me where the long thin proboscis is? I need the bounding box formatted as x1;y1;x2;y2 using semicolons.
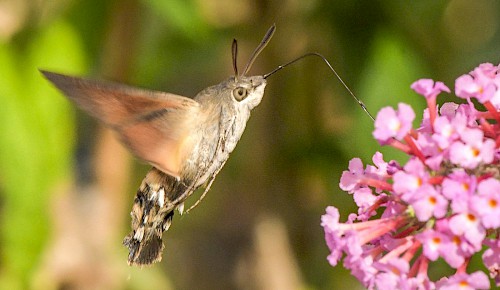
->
242;24;276;76
263;52;375;121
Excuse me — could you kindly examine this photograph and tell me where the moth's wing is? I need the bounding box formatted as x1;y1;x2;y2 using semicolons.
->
41;70;201;178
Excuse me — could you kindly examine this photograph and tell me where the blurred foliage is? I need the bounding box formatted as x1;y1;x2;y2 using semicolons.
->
0;0;498;289
0;20;87;289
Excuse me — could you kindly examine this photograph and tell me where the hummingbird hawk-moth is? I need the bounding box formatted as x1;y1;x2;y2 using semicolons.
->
42;25;276;265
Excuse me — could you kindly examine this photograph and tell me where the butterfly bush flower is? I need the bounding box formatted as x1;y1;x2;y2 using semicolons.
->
323;62;500;290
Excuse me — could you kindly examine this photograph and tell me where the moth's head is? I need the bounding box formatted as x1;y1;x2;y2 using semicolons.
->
227;24;274;110
225;75;266;110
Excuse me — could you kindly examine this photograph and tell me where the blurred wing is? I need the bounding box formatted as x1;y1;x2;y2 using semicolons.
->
41;70;201;178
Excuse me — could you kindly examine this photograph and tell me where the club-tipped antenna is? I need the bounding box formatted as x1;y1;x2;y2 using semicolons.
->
263;52;374;121
241;24;276;76
232;39;238;78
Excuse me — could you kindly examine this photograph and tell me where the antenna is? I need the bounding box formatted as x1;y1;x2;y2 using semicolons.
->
232;39;238;78
242;24;276;76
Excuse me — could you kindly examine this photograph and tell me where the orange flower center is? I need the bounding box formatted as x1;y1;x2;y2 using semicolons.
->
467;213;476;222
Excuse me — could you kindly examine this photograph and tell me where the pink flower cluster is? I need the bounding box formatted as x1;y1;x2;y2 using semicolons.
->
323;63;500;289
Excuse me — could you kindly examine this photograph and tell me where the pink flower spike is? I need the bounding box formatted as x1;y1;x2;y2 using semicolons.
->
411;79;450;127
373;103;415;143
324;64;500;288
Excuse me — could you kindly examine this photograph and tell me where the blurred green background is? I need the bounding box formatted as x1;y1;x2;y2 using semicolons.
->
0;0;499;289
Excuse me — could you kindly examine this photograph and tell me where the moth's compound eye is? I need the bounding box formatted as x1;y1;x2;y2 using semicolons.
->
233;87;248;101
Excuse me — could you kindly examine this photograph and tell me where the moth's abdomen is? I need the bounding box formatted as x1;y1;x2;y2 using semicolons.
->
123;168;187;265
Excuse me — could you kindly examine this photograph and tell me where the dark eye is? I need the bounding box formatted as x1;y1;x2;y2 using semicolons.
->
233;87;248;101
